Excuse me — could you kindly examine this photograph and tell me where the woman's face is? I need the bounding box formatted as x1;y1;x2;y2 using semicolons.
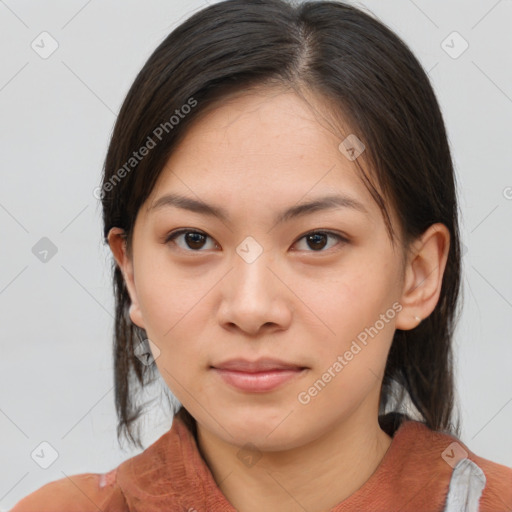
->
113;88;413;450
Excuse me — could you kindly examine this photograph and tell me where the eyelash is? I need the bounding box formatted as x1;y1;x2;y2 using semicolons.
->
164;229;348;254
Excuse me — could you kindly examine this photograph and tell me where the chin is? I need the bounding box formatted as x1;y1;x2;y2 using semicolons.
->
214;411;311;451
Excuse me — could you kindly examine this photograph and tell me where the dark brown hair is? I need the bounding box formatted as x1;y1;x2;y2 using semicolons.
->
100;0;462;449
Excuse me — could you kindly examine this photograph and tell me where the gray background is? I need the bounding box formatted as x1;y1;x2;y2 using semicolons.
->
1;0;511;509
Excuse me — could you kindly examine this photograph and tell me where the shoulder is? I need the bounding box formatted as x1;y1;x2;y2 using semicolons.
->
467;451;512;511
9;468;126;512
396;420;512;510
10;417;192;512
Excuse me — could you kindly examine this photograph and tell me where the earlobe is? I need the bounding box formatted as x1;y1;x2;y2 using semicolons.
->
395;223;450;331
107;227;146;330
128;302;145;329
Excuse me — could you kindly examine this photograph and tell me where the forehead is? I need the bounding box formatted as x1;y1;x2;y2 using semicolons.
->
145;88;381;225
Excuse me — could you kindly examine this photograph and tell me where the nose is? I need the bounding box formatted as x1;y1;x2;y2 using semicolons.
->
216;248;292;336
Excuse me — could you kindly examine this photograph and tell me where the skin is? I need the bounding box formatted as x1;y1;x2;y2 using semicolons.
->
108;86;450;512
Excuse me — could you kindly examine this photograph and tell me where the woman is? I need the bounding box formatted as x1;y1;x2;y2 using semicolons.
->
12;0;512;510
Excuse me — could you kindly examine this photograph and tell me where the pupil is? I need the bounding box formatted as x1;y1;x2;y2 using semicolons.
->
308;233;326;250
186;232;205;249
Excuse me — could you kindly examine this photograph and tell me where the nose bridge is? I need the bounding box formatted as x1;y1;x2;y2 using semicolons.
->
216;235;289;333
232;236;274;298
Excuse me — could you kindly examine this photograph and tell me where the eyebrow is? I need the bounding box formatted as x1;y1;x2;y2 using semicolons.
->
148;192;369;225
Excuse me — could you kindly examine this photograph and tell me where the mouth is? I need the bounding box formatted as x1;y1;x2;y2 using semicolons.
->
211;358;308;393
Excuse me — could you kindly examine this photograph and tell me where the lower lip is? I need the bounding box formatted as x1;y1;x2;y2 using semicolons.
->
212;368;306;392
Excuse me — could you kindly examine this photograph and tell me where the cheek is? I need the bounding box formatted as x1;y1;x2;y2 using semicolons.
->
135;253;203;333
300;319;394;415
300;268;375;334
301;263;397;370
133;255;211;374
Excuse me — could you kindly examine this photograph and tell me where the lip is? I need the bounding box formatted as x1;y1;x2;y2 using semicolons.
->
211;358;308;392
212;357;307;372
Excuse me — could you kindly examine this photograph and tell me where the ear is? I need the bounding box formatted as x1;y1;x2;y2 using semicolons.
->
107;227;145;329
395;223;450;330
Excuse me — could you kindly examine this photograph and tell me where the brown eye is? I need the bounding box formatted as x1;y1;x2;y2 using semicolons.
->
293;231;347;252
306;233;328;250
165;229;217;251
164;229;347;253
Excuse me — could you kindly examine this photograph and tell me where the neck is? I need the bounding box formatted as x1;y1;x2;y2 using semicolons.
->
195;403;393;512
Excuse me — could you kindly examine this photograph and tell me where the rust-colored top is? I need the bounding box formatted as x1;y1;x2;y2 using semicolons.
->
10;414;512;511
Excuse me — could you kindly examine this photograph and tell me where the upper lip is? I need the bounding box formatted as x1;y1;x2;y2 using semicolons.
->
212;358;306;373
